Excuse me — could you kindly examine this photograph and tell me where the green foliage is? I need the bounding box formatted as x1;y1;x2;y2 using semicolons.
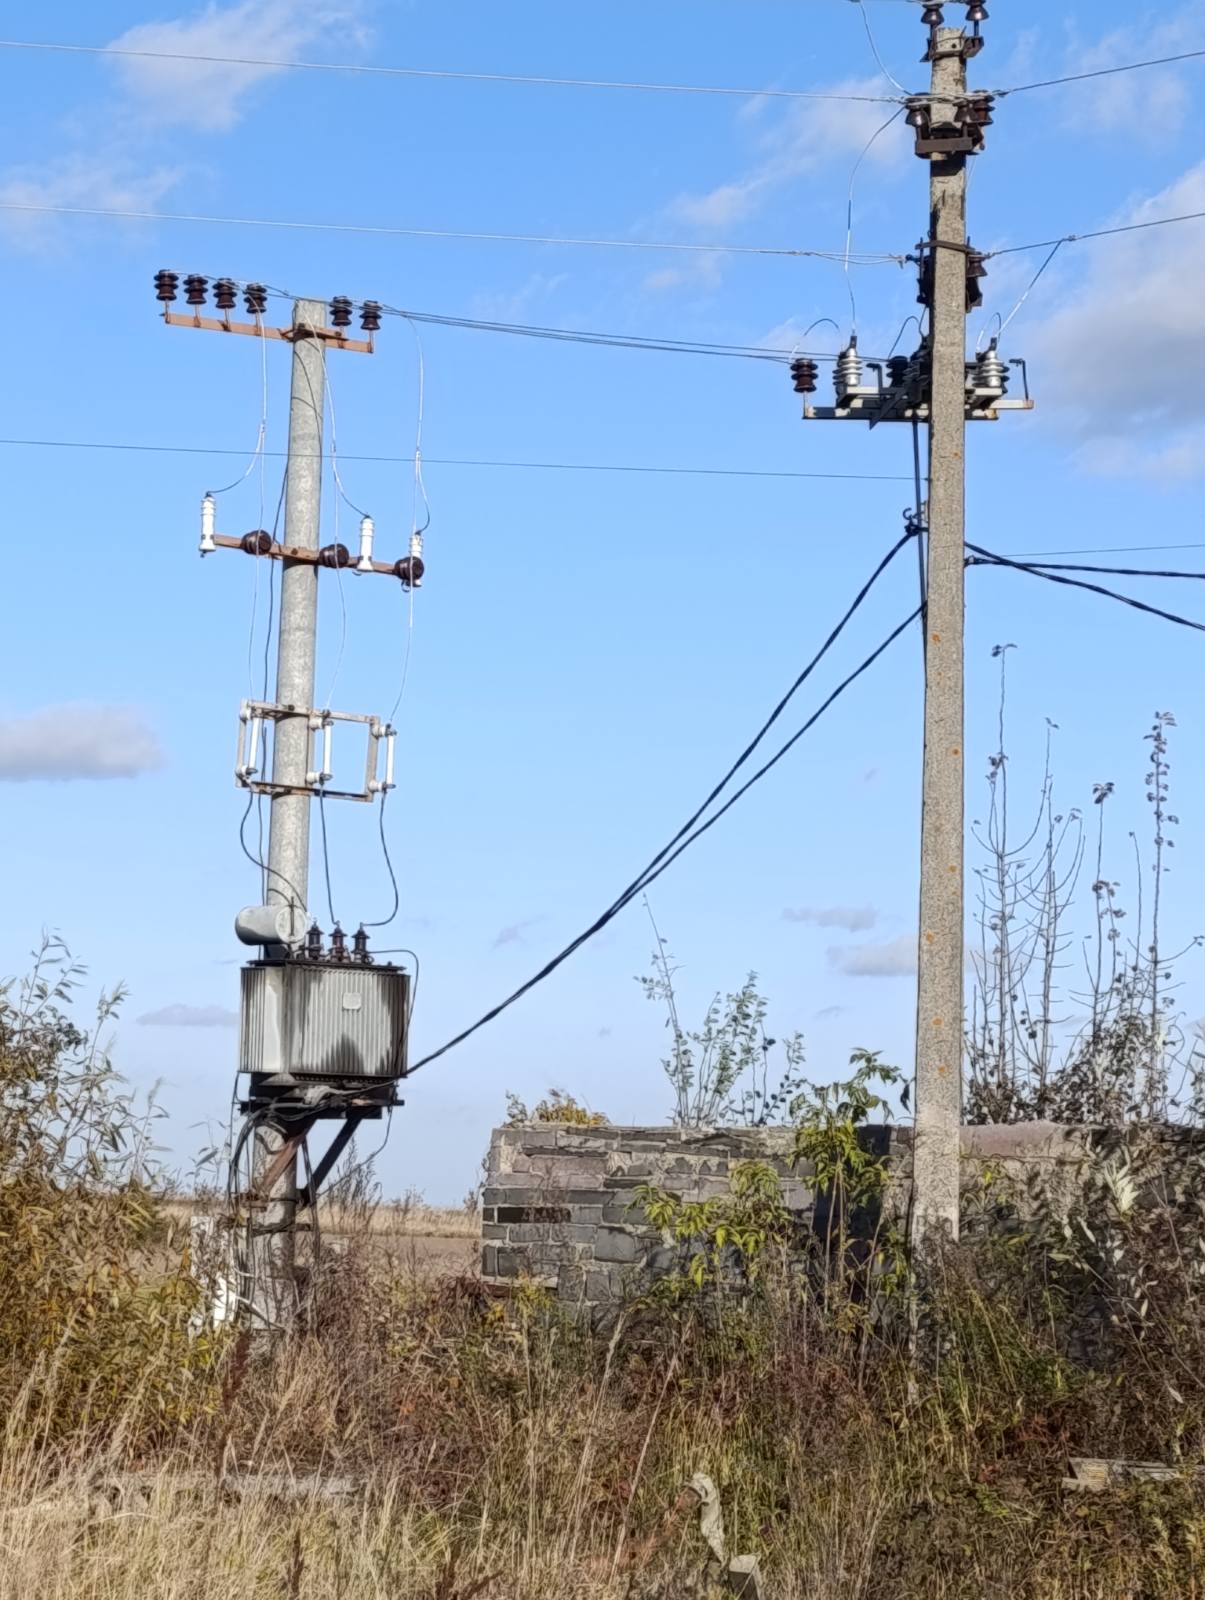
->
0;939;221;1438
791;1047;902;1205
638;1159;792;1291
638;936;806;1127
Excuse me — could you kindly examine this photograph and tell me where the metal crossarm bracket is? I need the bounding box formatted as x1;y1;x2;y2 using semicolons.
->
236;700;397;802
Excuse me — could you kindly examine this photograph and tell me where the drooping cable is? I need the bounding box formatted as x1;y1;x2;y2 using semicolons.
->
851;0;909;95
408;603;919;1073
317;790;339;927
406;534;917;1070
843;107;906;330
363;791;401;931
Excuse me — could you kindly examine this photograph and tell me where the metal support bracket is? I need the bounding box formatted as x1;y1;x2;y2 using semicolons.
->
237;701;397;802
163;309;374;353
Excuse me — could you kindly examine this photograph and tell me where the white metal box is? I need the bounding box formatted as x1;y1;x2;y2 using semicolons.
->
240;961;410;1080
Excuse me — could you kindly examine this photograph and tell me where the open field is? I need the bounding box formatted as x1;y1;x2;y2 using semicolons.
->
161;1195;482;1278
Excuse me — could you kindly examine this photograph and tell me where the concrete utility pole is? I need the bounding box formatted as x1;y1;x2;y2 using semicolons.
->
254;297;327;1324
912;28;969;1250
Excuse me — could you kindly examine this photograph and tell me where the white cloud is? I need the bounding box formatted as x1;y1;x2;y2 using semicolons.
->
107;0;365;132
669;77;907;236
642;253;727;296
1025;162;1205;476
1053;3;1205;144
784;905;878;933
0;154;183;247
0;705;164;782
138;1003;238;1027
828;935;917;978
469;272;569;322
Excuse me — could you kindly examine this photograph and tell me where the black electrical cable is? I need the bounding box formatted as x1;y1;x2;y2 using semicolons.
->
363;790;401;929
407;598;920;1074
1011;559;1205;581
317;790;339;928
967;544;1205;635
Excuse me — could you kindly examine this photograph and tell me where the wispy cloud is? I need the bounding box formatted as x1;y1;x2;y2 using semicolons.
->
138;1002;238;1027
0;155;183;248
0;1;361;246
493;919;542;950
667;76;907;236
1026;161;1205;476
828;935;916;978
469;272;569;322
1052;3;1205;144
785;905;877;933
107;0;366;132
0;705;164;782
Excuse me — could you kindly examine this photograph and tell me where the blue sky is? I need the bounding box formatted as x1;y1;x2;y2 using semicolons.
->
2;0;1204;1201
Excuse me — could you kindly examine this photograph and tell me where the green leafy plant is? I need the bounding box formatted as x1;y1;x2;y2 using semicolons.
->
638;901;806;1128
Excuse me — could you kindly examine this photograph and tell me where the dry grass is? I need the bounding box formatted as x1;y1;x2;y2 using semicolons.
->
162;1195;481;1240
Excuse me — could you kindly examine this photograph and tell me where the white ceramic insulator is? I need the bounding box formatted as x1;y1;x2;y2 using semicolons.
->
240;712;261;779
200;492;216;554
409;530;423;558
357;514;375;572
384;730;396;790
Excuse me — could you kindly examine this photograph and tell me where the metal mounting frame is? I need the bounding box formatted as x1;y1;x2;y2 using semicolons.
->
236;700;396;802
163;309;374;354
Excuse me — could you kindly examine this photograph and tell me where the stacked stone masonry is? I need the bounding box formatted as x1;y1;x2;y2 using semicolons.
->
481;1121;1090;1311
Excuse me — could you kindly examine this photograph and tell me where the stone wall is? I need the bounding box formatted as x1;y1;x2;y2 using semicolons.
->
480;1120;1086;1311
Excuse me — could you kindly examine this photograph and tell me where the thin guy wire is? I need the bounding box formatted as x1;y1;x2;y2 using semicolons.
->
0;37;907;102
0;200;902;260
843;107;906;330
851;0;909;94
993;239;1063;340
988;208;1205;260
998;47;1205;98
1010;541;1205;559
408;604;919;1074
0;436;915;482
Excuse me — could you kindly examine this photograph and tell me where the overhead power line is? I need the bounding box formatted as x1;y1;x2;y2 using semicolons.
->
998;46;1205;98
172;279;860;363
409;537;919;1073
0;200;902;262
988;207;1205;259
1009;541;1205;559
967;544;1205;635
1015;559;1205;581
0;436;914;484
0;36;904;103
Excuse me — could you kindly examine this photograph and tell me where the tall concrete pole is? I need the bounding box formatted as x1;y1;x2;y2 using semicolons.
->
254;298;327;1326
912;28;968;1250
